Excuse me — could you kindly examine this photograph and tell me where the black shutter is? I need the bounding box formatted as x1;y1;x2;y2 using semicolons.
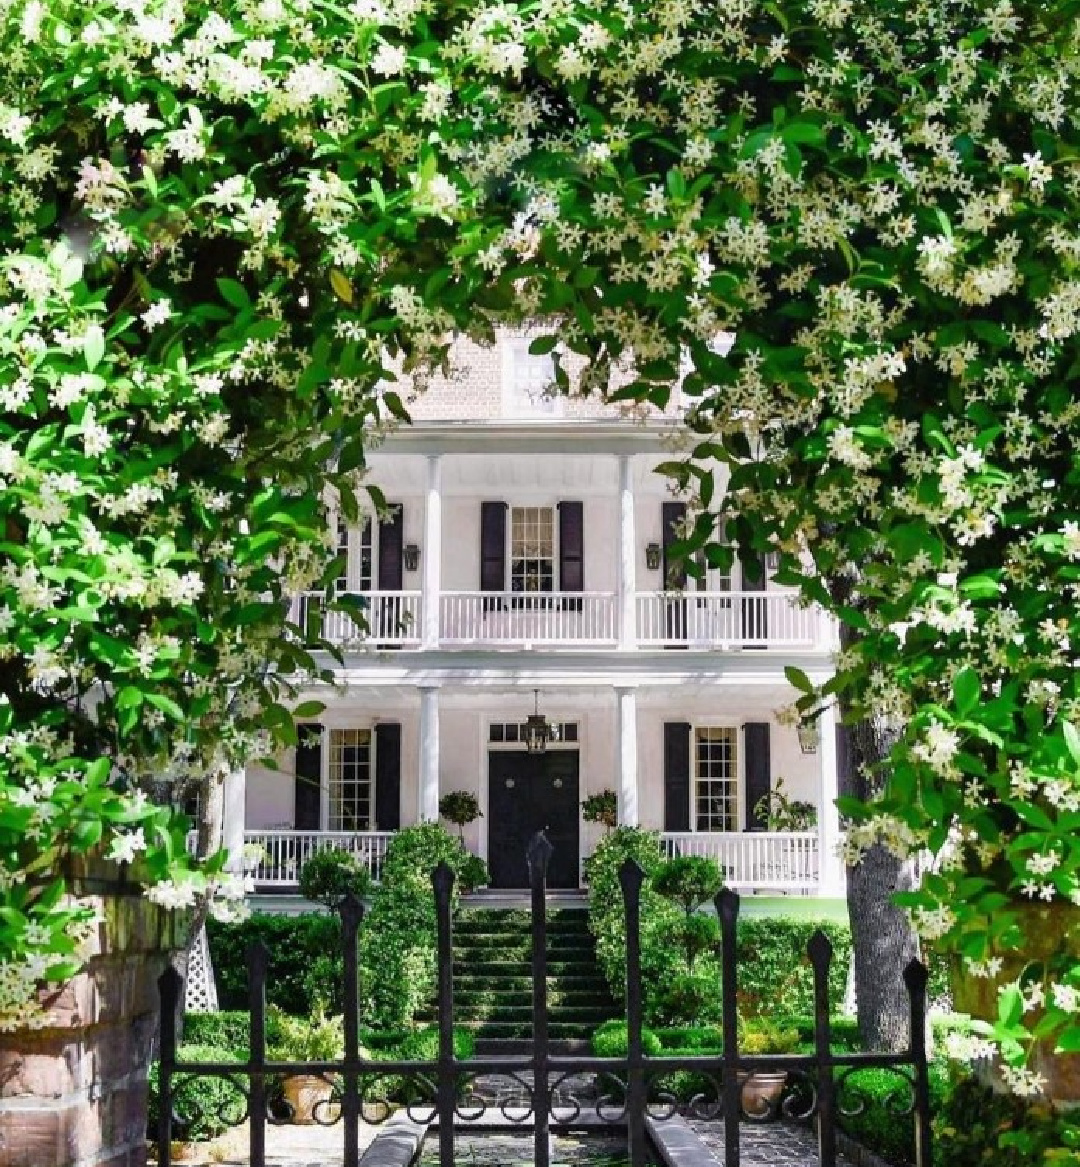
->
662;501;687;589
374;723;401;831
558;501;584;610
378;504;404;590
663;722;692;832
294;724;321;830
744;722;771;831
480;502;507;604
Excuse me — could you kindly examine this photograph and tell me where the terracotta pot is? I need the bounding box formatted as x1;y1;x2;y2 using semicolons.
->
738;1069;788;1117
283;1073;336;1124
950;901;1080;1102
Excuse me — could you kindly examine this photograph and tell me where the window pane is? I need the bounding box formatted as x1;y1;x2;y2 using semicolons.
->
329;728;373;831
694;727;737;832
510;506;555;594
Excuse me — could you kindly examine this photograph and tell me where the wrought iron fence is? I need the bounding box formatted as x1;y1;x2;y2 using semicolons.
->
157;833;933;1167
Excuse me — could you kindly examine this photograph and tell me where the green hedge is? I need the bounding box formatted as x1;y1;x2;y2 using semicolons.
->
206;913;341;1015
360;823;476;1031
183;1010;251;1055
587;828;852;1025
147;1045;247;1142
840;1063;952;1166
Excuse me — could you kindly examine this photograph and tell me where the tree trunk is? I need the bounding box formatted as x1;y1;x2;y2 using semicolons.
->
841;710;921;1051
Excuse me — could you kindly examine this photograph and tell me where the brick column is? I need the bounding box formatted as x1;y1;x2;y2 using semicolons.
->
0;856;186;1167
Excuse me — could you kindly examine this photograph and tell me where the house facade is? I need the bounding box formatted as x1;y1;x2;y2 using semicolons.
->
223;335;845;898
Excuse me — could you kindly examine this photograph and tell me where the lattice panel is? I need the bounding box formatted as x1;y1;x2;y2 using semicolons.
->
184;924;219;1014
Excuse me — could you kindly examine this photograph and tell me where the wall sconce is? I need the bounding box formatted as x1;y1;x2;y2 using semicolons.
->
797;718;821;755
403;544;420;572
645;542;662;571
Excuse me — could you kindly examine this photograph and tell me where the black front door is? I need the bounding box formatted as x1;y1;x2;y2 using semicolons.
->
487;750;580;889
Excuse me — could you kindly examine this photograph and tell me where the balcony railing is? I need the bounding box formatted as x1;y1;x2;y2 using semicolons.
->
439;591;618;647
244;829;395;887
660;831;819;892
287;591;422;646
284;588;827;651
637;591;821;649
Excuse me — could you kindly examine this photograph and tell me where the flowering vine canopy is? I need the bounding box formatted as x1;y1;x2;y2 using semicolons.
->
1;0;1079;1088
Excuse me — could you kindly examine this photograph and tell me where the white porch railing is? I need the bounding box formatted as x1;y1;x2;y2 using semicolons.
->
660;831;819;892
637;592;820;649
439;591;618;646
287;592;422;646
244;830;395;887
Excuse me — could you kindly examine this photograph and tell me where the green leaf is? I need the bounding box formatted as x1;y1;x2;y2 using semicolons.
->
330;270;354;305
784;666;814;694
952;666;980;715
144;692;184;721
294;700;326;718
83;326;105;371
216;278;250;310
1064;721;1080;766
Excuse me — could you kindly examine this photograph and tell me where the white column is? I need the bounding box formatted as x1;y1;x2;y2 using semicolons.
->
222;768;246;871
617;455;637;650
816;702;845;896
616;687;639;826
422;454;442;650
419;686;440;822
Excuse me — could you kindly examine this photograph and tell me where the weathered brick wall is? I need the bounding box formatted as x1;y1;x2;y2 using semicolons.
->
0;859;187;1167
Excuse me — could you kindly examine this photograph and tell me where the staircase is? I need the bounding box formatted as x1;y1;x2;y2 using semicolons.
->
442;908;619;1053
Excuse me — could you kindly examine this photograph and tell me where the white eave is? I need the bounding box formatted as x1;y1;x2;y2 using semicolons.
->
377;417;678;457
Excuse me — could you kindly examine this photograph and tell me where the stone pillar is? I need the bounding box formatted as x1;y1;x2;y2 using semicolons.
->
419;686;440;822
817;702;845;896
222;768;246;872
0;856;187;1167
422;454;442;651
616;686;639;826
617;454;637;650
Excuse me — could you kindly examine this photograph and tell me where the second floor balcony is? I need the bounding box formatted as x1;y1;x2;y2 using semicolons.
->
288;588;829;652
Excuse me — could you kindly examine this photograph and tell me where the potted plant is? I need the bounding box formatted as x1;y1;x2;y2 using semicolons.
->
267;1007;344;1124
438;790;482;842
581;789;618;831
753;778;818;831
739;1020;801;1116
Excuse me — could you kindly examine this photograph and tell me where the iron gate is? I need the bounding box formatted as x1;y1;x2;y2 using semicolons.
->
157;834;933;1166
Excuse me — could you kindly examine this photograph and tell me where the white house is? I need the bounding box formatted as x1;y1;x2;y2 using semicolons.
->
223;335;845;898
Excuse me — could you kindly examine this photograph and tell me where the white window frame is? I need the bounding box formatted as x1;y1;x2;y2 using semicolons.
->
691;724;741;833
330;513;377;595
487;720;580;749
508;504;558;596
326;727;375;831
501;334;562;418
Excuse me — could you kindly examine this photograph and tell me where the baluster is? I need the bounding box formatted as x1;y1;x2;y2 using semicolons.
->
809;932;836;1167
528;834;553;1167
620;859;647;1167
905;960;933;1167
717;888;741;1167
248;941;269;1167
157;965;181;1165
341;893;364;1167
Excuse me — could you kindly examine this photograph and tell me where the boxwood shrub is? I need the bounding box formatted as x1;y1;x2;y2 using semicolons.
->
147;1045;247;1143
183;1010;252;1055
839;1062;951;1167
206;913;341;1015
587;828;852;1024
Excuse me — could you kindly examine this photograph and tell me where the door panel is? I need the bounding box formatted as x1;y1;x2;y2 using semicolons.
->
487;751;580;890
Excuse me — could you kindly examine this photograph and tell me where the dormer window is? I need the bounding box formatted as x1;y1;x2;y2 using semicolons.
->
502;334;559;417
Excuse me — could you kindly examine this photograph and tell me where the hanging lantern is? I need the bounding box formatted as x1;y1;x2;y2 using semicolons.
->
523;689;552;755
